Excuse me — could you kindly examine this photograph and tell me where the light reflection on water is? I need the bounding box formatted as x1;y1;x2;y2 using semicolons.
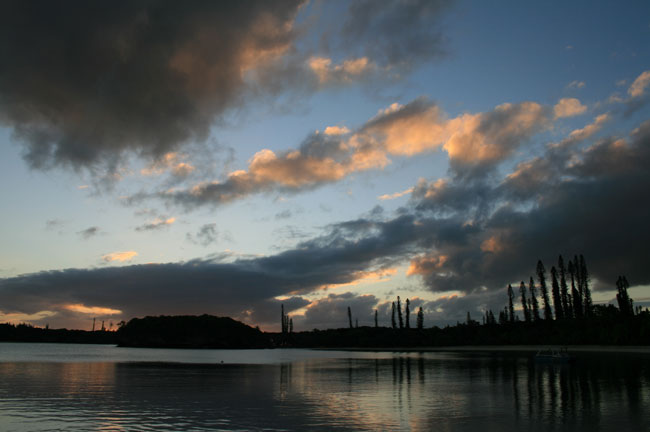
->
0;345;648;431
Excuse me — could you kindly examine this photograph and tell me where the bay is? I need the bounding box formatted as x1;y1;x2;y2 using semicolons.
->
0;343;648;431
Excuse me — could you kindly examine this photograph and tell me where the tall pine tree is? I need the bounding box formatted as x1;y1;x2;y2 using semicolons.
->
347;306;353;329
550;266;563;320
520;281;531;322
529;277;540;321
391;302;397;329
537;261;552;320
507;284;516;323
397;296;404;329
616;276;634;316
580;255;593;317
568;260;583;319
405;299;411;329
558;255;572;319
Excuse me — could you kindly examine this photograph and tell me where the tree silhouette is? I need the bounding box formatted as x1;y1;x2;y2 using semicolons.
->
347;306;353;329
580;255;593;316
568;260;583;319
391;302;397;329
374;309;378;328
529;277;540;321
507;284;516;323
558;255;572;319
405;298;410;329
520;281;531;322
537;260;552;320
289;318;293;333
397;296;404;329
550;266;563;320
281;304;287;333
417;307;424;329
616;276;634;316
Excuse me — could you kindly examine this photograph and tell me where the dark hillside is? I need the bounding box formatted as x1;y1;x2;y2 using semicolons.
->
116;314;271;348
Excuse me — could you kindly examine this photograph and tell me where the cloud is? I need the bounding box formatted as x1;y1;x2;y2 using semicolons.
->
140;153;195;178
627;70;650;97
275;209;293;220
102;251;138;263
554;98;587;118
308;56;372;84
3;115;649;329
567;80;586;89
340;0;451;69
409;118;650;296
0;1;303;174
563;113;610;143
64;303;122;316
77;226;100;239
45;219;66;232
292;292;381;330
0;218;414;329
378;187;414;201
324;126;351;136
135;217;175;232
144;98;551;209
186;223;221;247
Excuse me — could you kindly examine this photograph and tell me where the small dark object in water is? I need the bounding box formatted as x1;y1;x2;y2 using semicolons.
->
535;347;574;363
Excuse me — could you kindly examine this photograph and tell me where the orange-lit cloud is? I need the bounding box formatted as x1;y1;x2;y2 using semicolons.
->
378;187;414;200
141;152;195;177
158;99;552;208
64;304;122;315
309;56;371;84
324;126;351;135
628;70;650;97
554;97;587;118
0;310;57;324
316;268;398;292
102;251;138;262
480;236;504;253
407;254;448;276
136;217;176;232
566;113;610;142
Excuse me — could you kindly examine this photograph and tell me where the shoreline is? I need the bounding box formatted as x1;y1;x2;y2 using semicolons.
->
316;345;650;354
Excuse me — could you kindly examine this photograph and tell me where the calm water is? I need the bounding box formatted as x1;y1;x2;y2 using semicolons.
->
0;343;648;431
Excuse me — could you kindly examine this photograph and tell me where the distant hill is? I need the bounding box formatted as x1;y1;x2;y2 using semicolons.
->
116;314;271;348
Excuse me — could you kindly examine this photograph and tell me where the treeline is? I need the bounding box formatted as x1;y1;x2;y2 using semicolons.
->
0;322;117;344
280;255;649;348
494;255;641;325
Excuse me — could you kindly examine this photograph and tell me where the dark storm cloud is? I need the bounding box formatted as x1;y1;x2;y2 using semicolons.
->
0;0;303;172
77;226;100;239
0;216;419;329
408;118;650;296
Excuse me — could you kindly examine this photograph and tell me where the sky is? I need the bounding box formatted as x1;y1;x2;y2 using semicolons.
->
0;0;649;331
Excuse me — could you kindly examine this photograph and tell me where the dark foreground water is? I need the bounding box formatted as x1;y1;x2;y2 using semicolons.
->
0;344;648;431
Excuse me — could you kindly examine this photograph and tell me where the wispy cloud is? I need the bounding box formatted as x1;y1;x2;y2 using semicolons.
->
567;80;586;89
378;187;414;201
77;226;101;240
102;251;138;263
135;217;176;232
628;70;650;97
